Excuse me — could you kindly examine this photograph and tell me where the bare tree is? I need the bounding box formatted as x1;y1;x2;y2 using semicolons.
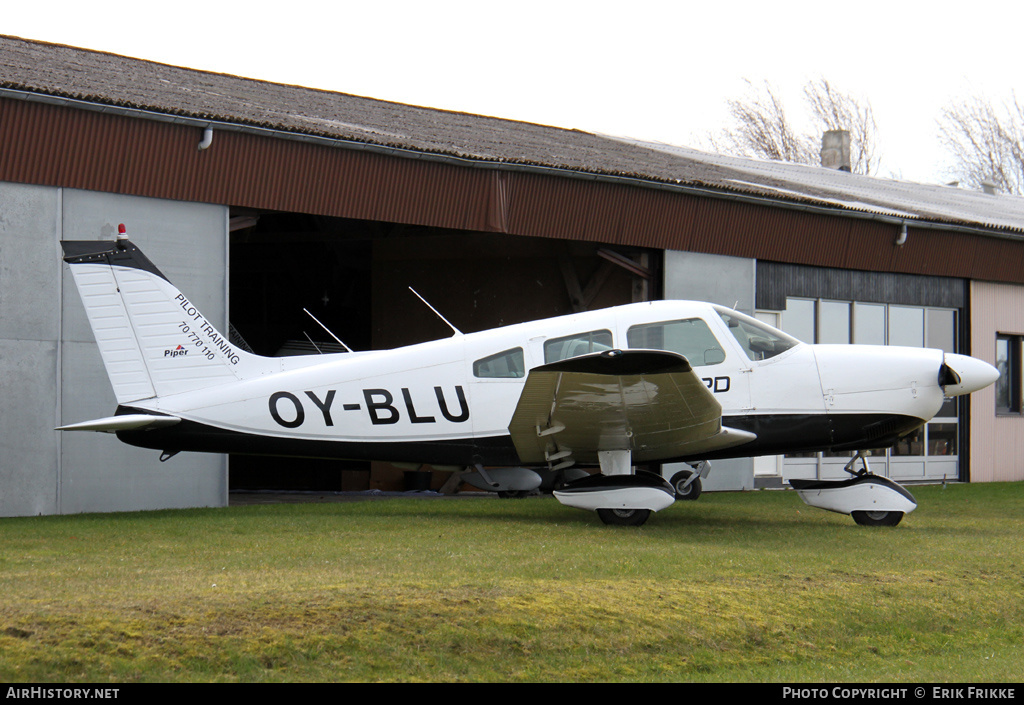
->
711;79;817;165
710;78;881;175
939;93;1024;195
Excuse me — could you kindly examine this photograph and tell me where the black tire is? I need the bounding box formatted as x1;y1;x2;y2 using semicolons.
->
596;508;651;526
497;490;529;499
670;470;702;501
851;510;904;527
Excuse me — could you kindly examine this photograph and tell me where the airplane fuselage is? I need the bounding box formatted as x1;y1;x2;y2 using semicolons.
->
115;300;957;467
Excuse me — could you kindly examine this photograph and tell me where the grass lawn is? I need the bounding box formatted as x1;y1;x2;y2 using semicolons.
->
1;482;1021;682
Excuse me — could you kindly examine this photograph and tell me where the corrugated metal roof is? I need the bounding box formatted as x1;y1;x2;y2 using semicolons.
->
6;34;1024;237
616;140;1024;233
0;35;714;178
2;34;1024;237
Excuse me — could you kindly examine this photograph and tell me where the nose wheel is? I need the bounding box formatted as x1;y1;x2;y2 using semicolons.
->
852;509;904;527
842;452;904;525
596;508;651;526
790;450;917;527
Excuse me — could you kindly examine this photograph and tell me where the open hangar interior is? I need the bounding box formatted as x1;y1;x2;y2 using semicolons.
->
227;211;651;492
3;34;1024;517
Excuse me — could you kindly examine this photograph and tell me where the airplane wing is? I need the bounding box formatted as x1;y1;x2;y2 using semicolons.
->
507;349;755;465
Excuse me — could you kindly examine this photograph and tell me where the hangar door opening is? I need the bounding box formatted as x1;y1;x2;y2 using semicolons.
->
227;208;658;493
228;211;373;491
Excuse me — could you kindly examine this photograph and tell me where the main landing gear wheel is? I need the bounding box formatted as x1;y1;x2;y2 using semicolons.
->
669;470;702;501
596;508;651;526
852;510;904;527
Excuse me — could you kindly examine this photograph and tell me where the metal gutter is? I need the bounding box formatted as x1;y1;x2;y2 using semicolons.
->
2;86;1022;242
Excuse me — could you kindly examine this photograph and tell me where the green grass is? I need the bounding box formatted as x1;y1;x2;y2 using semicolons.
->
1;482;1022;682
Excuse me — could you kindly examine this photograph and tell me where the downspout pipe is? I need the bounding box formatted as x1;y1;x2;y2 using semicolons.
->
895;222;908;246
198;127;213;151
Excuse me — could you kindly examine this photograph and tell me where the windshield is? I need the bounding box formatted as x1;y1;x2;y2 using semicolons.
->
713;306;801;361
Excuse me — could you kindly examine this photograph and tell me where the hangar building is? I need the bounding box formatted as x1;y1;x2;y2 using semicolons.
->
3;35;1024;517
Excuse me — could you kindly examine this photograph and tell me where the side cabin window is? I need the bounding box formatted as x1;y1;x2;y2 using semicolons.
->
627;318;726;367
473;347;525;378
544;329;613;363
714;307;800;361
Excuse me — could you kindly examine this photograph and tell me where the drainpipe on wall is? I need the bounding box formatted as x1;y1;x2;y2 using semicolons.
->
198;127;214;151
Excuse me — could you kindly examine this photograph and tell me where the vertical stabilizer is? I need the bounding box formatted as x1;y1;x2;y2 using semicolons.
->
62;237;267;404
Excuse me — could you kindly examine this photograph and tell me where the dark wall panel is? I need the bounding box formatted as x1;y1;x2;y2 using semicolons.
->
757;260;967;310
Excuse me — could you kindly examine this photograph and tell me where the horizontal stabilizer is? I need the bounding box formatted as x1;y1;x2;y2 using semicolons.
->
56;414;182;433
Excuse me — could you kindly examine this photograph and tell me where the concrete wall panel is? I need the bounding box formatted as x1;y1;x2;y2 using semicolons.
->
0;338;59;516
58;189;229;514
0;183;60;341
1;181;229;516
664;250;756;315
0;183;60;516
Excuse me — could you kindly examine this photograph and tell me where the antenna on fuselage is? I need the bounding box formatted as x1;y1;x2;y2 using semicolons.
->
302;331;324;355
409;287;463;336
303;308;354;353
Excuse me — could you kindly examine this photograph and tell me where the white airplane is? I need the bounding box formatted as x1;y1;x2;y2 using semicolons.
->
58;231;999;527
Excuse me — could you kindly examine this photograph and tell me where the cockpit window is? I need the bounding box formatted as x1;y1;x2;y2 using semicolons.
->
473;347;525;378
714;306;801;361
627;318;726;367
544;330;613;363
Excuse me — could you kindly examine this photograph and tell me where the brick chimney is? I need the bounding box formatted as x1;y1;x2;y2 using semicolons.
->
821;130;852;172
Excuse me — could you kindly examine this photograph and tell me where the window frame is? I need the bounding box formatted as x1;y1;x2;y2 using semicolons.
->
543;329;614;364
996;334;1023;415
778;297;963;470
472;347;525;379
626;317;729;368
714;306;800;361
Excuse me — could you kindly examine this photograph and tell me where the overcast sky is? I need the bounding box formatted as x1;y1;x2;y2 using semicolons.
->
6;1;1023;184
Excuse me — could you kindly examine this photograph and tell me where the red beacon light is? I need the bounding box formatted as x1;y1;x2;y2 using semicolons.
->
116;223;128;248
